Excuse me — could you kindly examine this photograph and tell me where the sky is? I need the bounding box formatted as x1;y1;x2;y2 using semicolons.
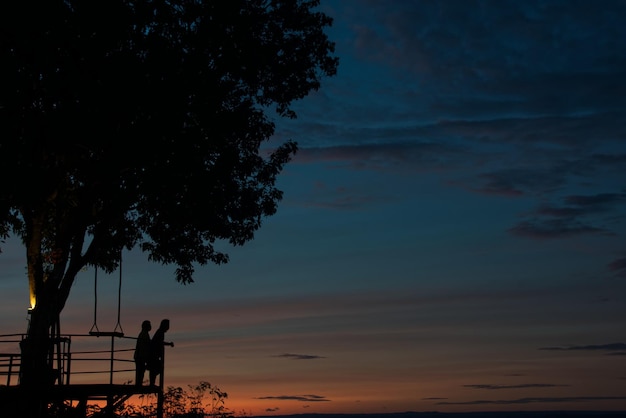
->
1;0;626;415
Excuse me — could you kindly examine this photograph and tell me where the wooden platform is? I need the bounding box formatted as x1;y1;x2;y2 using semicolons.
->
0;383;161;411
0;383;159;400
0;383;163;417
0;333;169;416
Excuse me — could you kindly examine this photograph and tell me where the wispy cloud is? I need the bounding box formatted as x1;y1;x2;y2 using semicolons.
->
301;183;390;211
256;395;330;402
349;1;626;114
294;141;463;173
508;219;613;240
565;193;626;208
273;353;325;360
508;192;626;240
438;396;626;405
464;383;568;390
608;257;626;278
539;343;626;352
473;166;566;197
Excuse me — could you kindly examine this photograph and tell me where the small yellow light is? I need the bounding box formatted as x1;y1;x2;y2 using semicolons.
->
29;289;36;311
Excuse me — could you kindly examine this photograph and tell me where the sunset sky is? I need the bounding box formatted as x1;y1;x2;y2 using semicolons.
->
1;0;626;415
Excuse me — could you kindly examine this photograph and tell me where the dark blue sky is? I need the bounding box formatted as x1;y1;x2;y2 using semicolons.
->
1;0;626;415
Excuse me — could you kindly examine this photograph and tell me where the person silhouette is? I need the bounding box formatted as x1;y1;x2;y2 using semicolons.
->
149;318;171;386
134;320;152;386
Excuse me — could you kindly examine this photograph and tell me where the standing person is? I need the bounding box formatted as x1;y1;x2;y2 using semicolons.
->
134;320;152;386
149;318;171;386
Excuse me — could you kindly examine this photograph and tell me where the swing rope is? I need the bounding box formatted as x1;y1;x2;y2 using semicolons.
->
89;267;100;334
114;254;124;335
89;252;124;337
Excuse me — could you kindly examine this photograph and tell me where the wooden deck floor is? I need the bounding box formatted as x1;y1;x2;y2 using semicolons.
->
0;383;160;401
0;383;163;417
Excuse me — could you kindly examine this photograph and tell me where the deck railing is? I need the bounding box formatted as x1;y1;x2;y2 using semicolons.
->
0;332;138;387
0;334;24;386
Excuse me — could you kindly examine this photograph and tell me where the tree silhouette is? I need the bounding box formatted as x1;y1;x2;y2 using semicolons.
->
0;0;337;406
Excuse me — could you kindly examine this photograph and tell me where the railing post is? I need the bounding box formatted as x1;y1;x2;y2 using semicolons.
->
7;355;13;386
66;352;72;385
109;335;115;385
156;360;164;418
156;346;166;418
65;337;72;385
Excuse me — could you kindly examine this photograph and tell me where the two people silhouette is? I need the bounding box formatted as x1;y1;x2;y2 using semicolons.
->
134;318;172;386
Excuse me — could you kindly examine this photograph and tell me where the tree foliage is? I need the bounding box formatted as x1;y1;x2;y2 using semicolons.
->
0;0;337;300
0;0;337;400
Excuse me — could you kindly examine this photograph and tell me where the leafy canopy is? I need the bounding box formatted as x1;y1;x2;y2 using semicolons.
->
0;0;338;283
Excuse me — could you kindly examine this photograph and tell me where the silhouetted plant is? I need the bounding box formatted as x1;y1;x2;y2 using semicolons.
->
189;381;230;418
110;381;231;418
164;386;187;417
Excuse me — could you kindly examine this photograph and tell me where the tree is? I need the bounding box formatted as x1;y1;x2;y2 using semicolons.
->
0;0;337;409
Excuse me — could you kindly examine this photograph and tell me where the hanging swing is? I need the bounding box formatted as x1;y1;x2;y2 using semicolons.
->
89;253;125;338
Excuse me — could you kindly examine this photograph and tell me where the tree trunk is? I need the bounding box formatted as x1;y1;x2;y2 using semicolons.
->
19;285;62;417
21;305;58;385
17;202;87;416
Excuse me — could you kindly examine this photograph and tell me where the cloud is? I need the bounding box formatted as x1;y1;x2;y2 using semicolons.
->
437;396;626;406
273;353;325;360
541;193;626;216
348;0;626;106
508;192;626;240
316;0;626;257
508;219;612;240
302;184;390;211
464;383;568;390
564;193;626;208
285;1;626;253
474;167;562;197
608;257;626;278
256;395;330;402
294;141;463;173
539;343;626;352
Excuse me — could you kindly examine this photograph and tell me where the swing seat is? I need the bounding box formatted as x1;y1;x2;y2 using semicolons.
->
89;331;125;338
